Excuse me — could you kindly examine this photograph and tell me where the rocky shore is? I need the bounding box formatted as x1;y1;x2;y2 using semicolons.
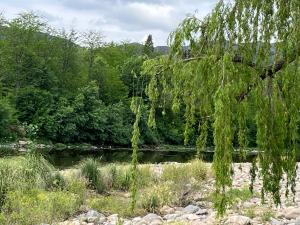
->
53;163;300;225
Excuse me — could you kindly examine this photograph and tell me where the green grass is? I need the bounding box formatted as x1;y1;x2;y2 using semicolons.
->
243;207;256;219
0;154;59;209
0;156;211;224
80;158;104;193
210;187;253;213
0;189;79;225
261;209;274;222
0;154;88;225
87;194;145;217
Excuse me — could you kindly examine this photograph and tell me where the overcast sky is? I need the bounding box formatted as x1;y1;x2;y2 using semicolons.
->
0;0;219;46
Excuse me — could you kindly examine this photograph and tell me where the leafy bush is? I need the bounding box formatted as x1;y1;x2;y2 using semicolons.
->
1;189;79;225
80;158;104;193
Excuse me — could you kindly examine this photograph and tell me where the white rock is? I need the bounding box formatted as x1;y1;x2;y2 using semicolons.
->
225;215;251;225
163;213;179;221
183;205;200;214
143;213;162;222
284;207;300;220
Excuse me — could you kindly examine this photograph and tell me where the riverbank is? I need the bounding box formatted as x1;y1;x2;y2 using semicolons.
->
1;155;300;224
56;163;300;225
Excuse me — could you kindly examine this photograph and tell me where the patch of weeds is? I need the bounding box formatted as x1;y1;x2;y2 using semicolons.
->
188;159;208;181
227;188;253;202
0;154;56;209
211;188;253;212
87;195;145;217
66;178;87;205
161;164;189;184
1;189;79;225
261;209;274;222
137;165;154;188
115;168;131;191
47;172;66;190
243;207;256;219
80;158;104;193
141;182;177;212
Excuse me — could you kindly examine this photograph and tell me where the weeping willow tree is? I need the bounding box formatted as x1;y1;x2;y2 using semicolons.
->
132;0;300;216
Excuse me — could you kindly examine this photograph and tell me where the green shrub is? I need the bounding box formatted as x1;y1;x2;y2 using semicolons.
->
1;189;79;225
80;158;104;193
0;98;17;140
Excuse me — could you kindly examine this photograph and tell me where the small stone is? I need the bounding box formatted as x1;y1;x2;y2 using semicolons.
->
180;213;201;221
195;208;208;216
270;218;283;225
86;210;100;218
225;215;251;225
143;213;162;222
284;207;300;220
160;205;175;214
132;217;142;223
183;205;200;214
163;214;179;221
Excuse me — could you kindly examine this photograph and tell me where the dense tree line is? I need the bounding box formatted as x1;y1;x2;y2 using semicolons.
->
0;12;185;146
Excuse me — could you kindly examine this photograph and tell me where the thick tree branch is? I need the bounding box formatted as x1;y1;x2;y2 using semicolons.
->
181;54;297;102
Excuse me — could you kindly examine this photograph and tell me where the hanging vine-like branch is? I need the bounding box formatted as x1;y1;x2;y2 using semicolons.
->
141;0;300;216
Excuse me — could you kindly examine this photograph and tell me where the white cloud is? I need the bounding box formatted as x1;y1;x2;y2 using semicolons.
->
0;0;218;45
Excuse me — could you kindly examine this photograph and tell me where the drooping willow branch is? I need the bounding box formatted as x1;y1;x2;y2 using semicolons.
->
141;0;300;217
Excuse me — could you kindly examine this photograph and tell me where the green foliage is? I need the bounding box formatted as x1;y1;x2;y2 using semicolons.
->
141;183;174;212
0;98;16;140
261;209;275;222
143;34;154;56
143;0;300;216
65;179;87;205
130;97;142;211
1;189;79;225
16;87;53;123
87;195;145;218
80;158;104;193
211;188;253;215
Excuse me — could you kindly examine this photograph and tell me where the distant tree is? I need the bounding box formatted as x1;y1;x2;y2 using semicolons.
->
82;30;103;79
143;34;154;56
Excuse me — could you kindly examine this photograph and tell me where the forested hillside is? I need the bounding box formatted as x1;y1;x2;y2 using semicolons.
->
0;12;186;146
